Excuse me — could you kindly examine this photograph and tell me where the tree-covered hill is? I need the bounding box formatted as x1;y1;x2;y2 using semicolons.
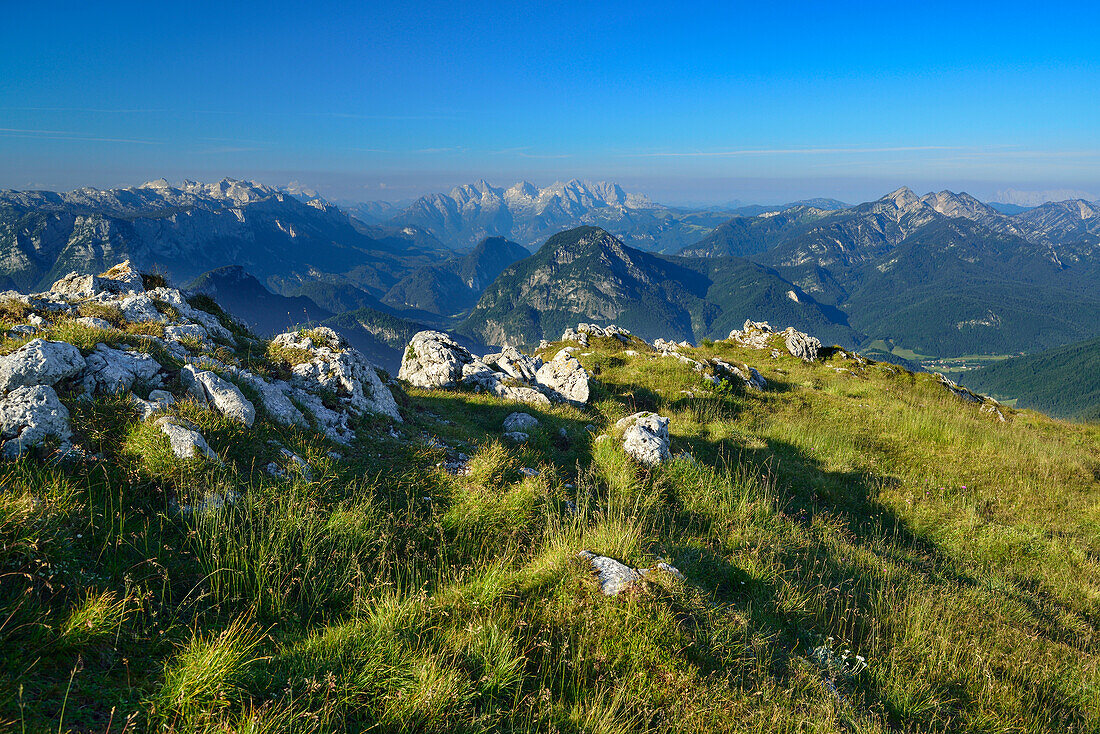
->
959;335;1100;421
460;226;857;347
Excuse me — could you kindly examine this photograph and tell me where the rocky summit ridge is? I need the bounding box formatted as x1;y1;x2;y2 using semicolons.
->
0;261;400;460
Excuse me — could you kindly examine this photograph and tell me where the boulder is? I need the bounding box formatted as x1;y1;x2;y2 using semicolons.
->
534;350;590;406
117;294;166;324
82;344;162;394
615;411;671;466
937;373;982;404
268;447;313;481
713;359;767;391
398;330;474;389
503;431;529;443
275;327;401;421
147;288;234;341
235;372;308;428
156;417;218;461
462;361;551;405
781;327;821;362
561;327;589;346
182;366;256;426
0;339;85;393
164;323;209;345
482;346;543;382
503;411;540;432
980;402;1007;422
0;385;74;458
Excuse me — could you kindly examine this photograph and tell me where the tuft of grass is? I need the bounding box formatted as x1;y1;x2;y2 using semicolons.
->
0;298;32;322
59;590;131;647
76;301;125;327
150;615;265;730
141;270;169;290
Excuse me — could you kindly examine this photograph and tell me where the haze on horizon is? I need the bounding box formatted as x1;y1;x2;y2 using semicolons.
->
2;0;1099;207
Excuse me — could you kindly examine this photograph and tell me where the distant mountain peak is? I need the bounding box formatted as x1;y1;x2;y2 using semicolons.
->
882;186;920;208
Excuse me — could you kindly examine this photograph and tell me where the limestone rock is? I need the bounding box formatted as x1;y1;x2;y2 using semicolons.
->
275;327;401;421
534;350;590;406
235;372;307;428
0;384;74;458
577;551;642;596
781;327;821;362
82;344;162;394
116;293;166;324
76;316;114;330
156;417;218;461
728;320;774;350
980;402;1007;422
483;346;543;382
0;339;85;393
503;411;540;432
164;323;209;345
462;361;551;405
503;431;530;443
398;330;475;389
147;288;234;341
130;389;175;419
615;411;671;466
182;366;256;426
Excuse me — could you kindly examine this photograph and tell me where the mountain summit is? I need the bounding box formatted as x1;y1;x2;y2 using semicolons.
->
391;179;660;249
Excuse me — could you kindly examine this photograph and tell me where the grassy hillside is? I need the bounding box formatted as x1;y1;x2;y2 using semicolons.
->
1;292;1098;732
960;336;1100;422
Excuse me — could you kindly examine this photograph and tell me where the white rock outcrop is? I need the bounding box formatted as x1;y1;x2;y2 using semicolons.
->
781;327;821;362
614;411;671;466
482;346;542;382
156;417;218;461
0;385;74;458
182;366;256;426
534;350;590;406
398;331;474;389
0;339;85;393
82;344;162;394
503;411;540;432
577;551;687;596
274;327;401;422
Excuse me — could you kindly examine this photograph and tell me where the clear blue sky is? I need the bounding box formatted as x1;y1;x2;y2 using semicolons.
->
2;0;1099;205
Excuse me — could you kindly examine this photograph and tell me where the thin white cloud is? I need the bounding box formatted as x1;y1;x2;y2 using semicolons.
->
0;128;162;145
626;145;967;158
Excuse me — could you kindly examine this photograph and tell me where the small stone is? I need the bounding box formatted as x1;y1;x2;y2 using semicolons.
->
156;417;218;461
503;411;540;432
577;550;641;596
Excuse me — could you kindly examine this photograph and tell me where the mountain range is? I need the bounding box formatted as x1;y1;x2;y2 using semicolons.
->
680;187;1100;358
0;178;449;298
387;179;734;252
4;177;1100;419
460;226;855;347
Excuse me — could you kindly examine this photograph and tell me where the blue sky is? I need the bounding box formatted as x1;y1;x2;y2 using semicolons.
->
2;0;1099;205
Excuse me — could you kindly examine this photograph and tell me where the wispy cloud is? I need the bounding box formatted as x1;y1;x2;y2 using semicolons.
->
194;146;263;155
625;145;966;158
0;127;162;145
490;146;572;159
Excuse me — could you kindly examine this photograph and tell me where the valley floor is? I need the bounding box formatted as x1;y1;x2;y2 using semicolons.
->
2;328;1099;732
